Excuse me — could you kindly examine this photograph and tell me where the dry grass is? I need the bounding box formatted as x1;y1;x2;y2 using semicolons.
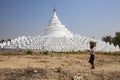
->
0;50;120;80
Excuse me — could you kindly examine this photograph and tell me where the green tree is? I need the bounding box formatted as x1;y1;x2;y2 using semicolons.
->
102;35;113;44
112;32;120;47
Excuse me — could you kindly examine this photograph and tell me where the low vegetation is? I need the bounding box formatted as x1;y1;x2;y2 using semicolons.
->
25;50;33;55
0;50;120;55
97;51;120;55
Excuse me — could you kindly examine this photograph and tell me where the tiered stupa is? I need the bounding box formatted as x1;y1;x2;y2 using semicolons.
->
0;9;119;52
44;9;73;38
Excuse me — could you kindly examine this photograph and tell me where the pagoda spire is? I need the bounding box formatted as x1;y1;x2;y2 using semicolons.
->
53;8;56;15
44;9;73;38
47;8;62;27
53;8;56;12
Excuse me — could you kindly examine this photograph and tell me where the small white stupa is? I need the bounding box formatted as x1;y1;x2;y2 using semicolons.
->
0;9;119;52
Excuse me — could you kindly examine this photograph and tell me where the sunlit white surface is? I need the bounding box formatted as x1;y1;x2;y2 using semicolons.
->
0;9;119;52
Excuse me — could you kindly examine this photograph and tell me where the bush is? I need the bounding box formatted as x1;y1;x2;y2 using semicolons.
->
25;50;32;55
97;51;120;55
43;51;49;55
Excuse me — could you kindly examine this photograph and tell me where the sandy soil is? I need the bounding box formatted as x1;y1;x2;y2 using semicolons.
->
0;51;120;80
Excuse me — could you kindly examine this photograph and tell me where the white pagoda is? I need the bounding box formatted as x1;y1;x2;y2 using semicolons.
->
44;9;73;38
0;9;119;52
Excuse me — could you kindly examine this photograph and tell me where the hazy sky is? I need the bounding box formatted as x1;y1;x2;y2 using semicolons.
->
0;0;120;40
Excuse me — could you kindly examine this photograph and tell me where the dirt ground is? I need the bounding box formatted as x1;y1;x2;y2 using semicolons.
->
0;51;120;80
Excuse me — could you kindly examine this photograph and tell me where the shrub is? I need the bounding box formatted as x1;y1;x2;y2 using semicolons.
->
97;51;120;55
43;51;49;55
25;50;32;55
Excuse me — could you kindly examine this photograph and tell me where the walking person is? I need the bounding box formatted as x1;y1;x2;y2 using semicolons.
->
89;41;96;69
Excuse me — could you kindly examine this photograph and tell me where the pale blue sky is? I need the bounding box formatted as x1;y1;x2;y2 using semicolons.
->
0;0;120;40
